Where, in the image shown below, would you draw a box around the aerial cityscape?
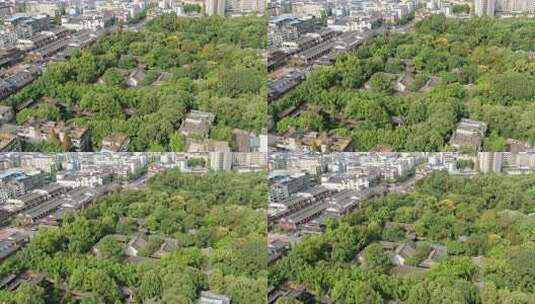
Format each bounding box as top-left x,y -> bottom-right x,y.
0,152 -> 267,303
0,0 -> 266,152
267,0 -> 535,152
268,152 -> 535,303
1,0 -> 535,303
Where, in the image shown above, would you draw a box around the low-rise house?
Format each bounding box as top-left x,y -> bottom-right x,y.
0,80 -> 14,100
199,291 -> 231,304
280,201 -> 328,230
17,197 -> 64,225
268,50 -> 290,72
391,116 -> 405,128
419,76 -> 441,92
324,189 -> 363,215
125,68 -> 146,87
420,245 -> 447,268
67,124 -> 91,152
0,132 -> 19,152
506,138 -> 534,153
6,182 -> 65,212
391,265 -> 428,276
268,239 -> 289,265
153,72 -> 173,85
101,132 -> 130,152
394,72 -> 415,92
151,238 -> 178,259
385,222 -> 417,240
450,119 -> 488,152
125,236 -> 147,257
91,234 -> 128,256
233,129 -> 253,152
5,66 -> 40,91
179,110 -> 216,139
18,120 -> 91,152
30,38 -> 70,60
0,228 -> 29,261
38,187 -> 100,226
0,106 -> 14,124
0,271 -> 46,292
268,69 -> 305,102
297,40 -> 333,65
0,49 -> 23,69
289,131 -> 353,152
392,243 -> 416,266
0,274 -> 18,291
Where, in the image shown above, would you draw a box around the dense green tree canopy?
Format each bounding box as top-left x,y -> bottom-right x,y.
6,14 -> 267,151
269,15 -> 535,151
0,170 -> 267,303
269,172 -> 535,303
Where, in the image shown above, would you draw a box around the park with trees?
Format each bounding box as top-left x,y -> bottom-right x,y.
269,171 -> 535,303
0,169 -> 267,303
270,15 -> 535,151
5,14 -> 267,152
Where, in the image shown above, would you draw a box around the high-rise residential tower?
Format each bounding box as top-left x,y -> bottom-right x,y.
205,0 -> 226,15
475,0 -> 496,16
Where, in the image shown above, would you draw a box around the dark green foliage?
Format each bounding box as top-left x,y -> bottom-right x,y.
269,172 -> 535,302
269,16 -> 535,150
0,170 -> 267,304
6,15 -> 267,151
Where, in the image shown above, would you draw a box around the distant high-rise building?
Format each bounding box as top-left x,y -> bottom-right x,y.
475,0 -> 496,16
239,0 -> 265,13
205,0 -> 225,15
210,152 -> 233,171
478,152 -> 503,173
523,0 -> 535,13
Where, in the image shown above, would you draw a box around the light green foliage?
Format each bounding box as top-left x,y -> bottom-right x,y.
269,16 -> 535,150
7,15 -> 267,151
0,170 -> 267,303
269,172 -> 535,302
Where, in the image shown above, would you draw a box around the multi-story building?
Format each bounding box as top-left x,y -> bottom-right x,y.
205,0 -> 226,15
25,1 -> 63,17
475,0 -> 496,16
269,172 -> 310,202
0,3 -> 13,19
56,170 -> 113,188
478,152 -> 503,173
209,152 -> 233,171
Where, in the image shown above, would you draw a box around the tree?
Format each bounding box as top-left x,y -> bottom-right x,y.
451,4 -> 470,14
10,283 -> 46,304
62,133 -> 72,152
369,72 -> 394,94
96,237 -> 124,262
169,132 -> 186,151
102,68 -> 124,87
407,283 -> 430,304
138,270 -> 162,301
9,15 -> 267,152
333,280 -> 382,304
361,243 -> 392,273
276,297 -> 303,304
183,4 -> 202,13
483,131 -> 506,152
